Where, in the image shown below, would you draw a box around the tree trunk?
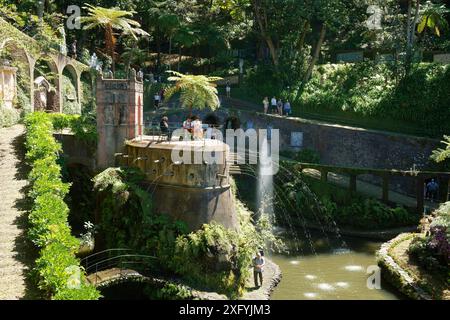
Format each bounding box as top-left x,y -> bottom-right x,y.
297,21 -> 310,53
252,0 -> 279,67
411,0 -> 421,48
105,24 -> 116,75
303,23 -> 327,86
156,30 -> 162,73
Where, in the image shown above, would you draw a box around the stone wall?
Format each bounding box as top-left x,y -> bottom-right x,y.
148,109 -> 442,196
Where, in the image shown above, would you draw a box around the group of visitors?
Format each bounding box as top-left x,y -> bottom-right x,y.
263,96 -> 291,116
182,116 -> 204,140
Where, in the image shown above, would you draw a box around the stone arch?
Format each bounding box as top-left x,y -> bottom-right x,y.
0,38 -> 36,110
34,55 -> 60,112
62,63 -> 81,114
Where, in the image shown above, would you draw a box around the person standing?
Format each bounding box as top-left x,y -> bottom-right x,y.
263,97 -> 269,114
270,96 -> 277,114
160,88 -> 166,106
426,179 -> 439,202
160,116 -> 169,134
191,115 -> 203,140
226,81 -> 231,98
284,100 -> 292,116
253,251 -> 265,288
154,92 -> 161,109
182,117 -> 192,140
277,99 -> 283,116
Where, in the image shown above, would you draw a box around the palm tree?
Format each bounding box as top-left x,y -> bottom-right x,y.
417,1 -> 449,37
80,4 -> 149,74
165,71 -> 222,116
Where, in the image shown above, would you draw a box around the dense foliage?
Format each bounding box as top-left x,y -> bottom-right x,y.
24,112 -> 100,300
93,168 -> 282,298
277,166 -> 419,230
408,202 -> 450,287
297,62 -> 450,137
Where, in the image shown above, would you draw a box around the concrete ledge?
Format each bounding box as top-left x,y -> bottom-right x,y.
302,221 -> 418,241
376,233 -> 432,300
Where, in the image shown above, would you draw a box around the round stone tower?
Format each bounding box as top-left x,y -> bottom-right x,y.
124,136 -> 238,231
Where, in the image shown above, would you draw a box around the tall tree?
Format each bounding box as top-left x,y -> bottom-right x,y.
80,4 -> 148,74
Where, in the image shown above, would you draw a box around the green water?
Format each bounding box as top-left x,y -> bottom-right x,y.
270,235 -> 404,300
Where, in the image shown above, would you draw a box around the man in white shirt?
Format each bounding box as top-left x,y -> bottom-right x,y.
270,97 -> 277,114
253,251 -> 265,288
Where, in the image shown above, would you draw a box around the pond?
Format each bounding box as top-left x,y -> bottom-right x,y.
269,232 -> 404,300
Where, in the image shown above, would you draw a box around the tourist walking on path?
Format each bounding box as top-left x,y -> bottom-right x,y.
284,100 -> 292,116
263,97 -> 269,114
270,97 -> 277,114
277,99 -> 283,116
253,251 -> 265,288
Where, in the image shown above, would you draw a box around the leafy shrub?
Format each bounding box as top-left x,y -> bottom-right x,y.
300,62 -> 450,137
93,168 -> 282,298
278,169 -> 418,230
410,202 -> 450,273
62,75 -> 80,115
24,112 -> 101,300
280,148 -> 320,163
0,105 -> 21,128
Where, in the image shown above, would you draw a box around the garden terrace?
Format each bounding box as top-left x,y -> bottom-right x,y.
0,17 -> 89,113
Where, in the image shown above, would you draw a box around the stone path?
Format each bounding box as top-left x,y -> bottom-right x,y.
0,125 -> 35,300
241,258 -> 282,300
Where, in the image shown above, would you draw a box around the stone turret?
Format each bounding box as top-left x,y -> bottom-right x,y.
96,72 -> 144,170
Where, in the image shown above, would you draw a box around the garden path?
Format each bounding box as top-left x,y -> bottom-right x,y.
0,124 -> 36,299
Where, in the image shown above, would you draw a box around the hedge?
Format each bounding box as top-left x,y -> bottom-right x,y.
24,112 -> 100,300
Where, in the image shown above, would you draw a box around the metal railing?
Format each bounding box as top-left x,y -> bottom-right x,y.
80,249 -> 159,286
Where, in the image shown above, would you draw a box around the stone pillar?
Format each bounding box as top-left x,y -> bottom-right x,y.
0,66 -> 18,109
96,72 -> 144,170
57,70 -> 63,113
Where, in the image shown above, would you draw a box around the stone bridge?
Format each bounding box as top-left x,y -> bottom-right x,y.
0,17 -> 90,113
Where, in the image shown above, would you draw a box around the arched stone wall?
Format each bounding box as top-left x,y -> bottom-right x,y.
0,17 -> 89,114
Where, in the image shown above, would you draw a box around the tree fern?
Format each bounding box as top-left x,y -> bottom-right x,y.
431,135 -> 450,163
165,71 -> 222,114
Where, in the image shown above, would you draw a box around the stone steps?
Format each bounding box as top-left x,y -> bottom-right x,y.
0,125 -> 28,299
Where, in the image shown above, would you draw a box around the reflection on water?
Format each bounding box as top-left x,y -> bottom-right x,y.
270,234 -> 404,300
